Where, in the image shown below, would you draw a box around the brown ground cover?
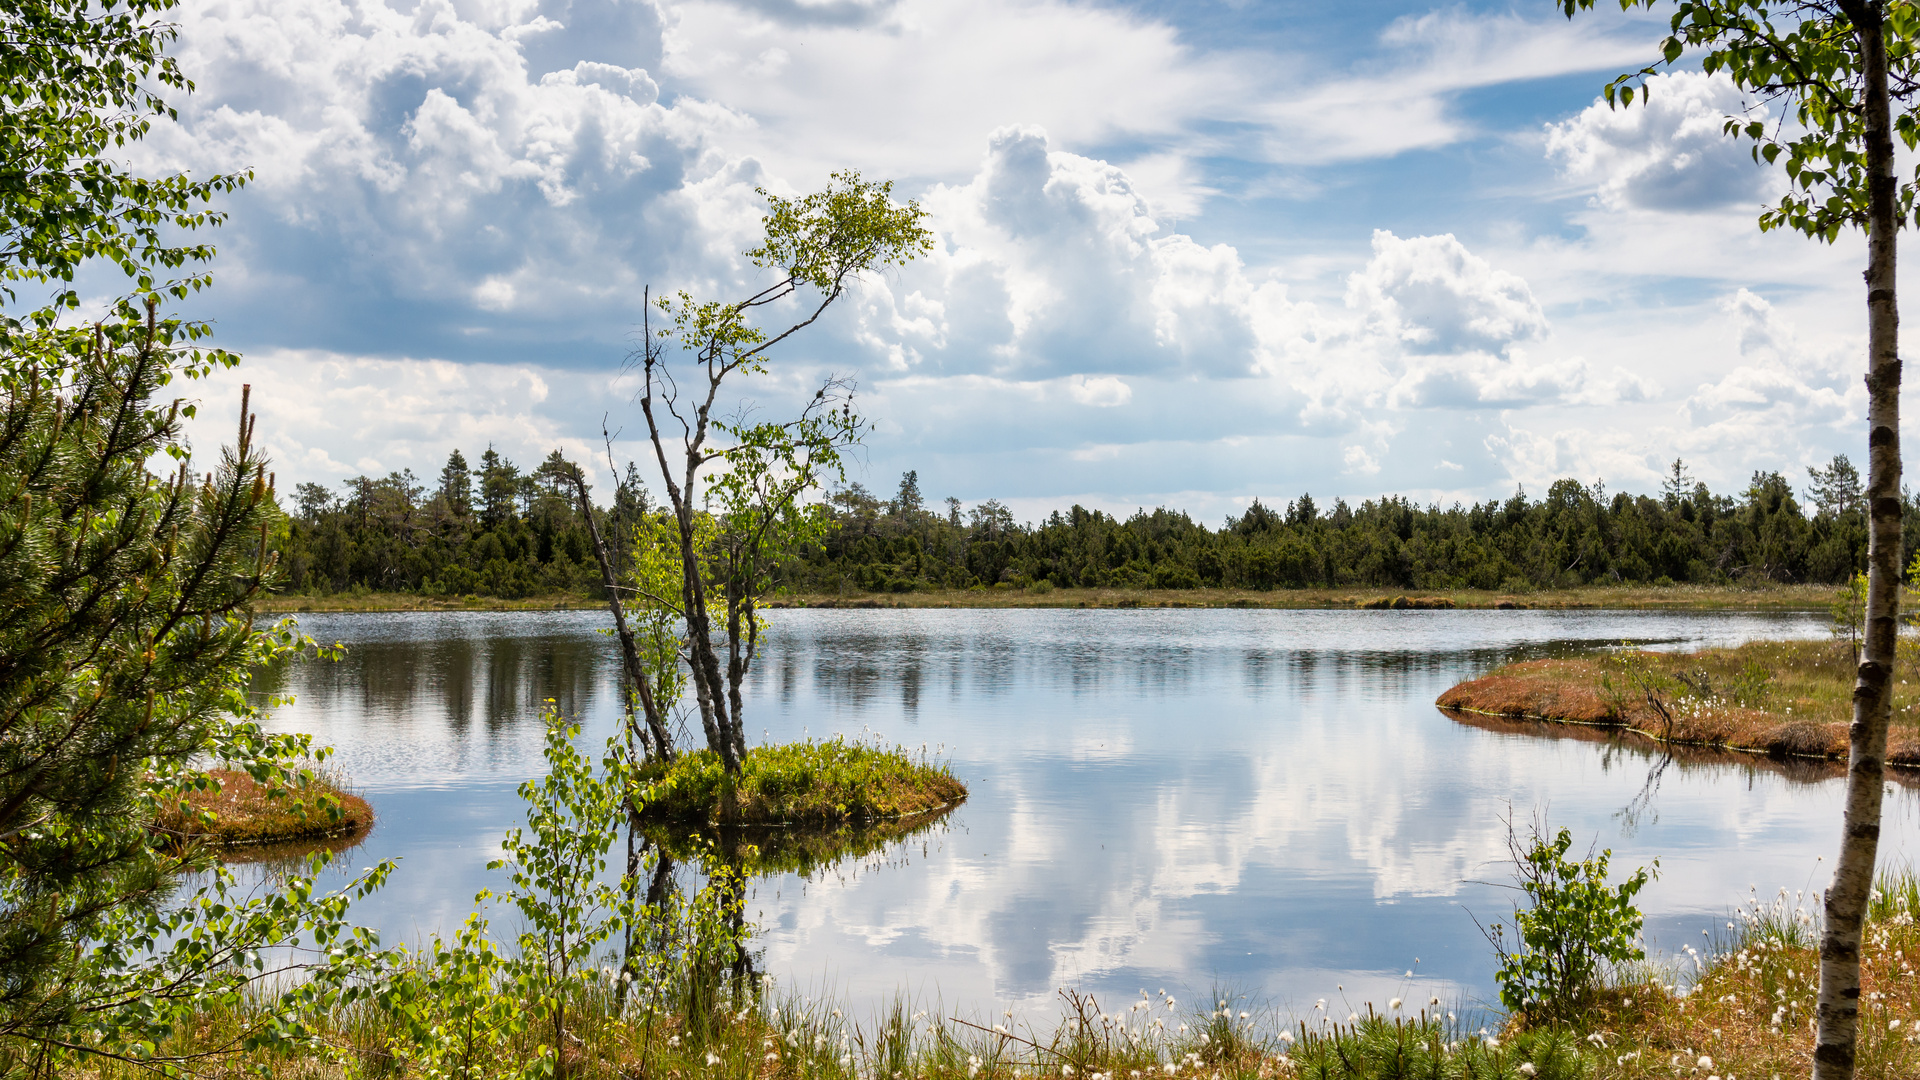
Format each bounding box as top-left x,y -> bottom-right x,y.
1437,638 -> 1920,769
1569,875 -> 1920,1080
151,767 -> 374,852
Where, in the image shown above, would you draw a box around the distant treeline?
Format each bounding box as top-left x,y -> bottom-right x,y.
277,451 -> 1898,598
281,448 -> 649,598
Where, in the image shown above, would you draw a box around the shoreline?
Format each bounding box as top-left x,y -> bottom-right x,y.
253,583 -> 1833,615
1435,646 -> 1920,772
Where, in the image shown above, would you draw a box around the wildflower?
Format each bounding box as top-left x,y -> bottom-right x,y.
1517,1065 -> 1536,1077
1893,1019 -> 1904,1031
1064,1066 -> 1075,1076
706,1053 -> 721,1066
1429,996 -> 1440,1006
1699,1055 -> 1715,1070
669,1035 -> 683,1048
1314,1000 -> 1326,1011
1238,1011 -> 1249,1020
1389,998 -> 1402,1011
1277,1031 -> 1294,1044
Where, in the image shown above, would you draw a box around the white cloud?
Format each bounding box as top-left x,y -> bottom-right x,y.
1546,70 -> 1774,212
1346,230 -> 1548,356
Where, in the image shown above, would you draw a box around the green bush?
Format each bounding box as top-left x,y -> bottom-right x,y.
1485,823 -> 1656,1023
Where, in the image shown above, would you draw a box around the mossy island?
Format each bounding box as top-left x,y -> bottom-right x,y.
632,737 -> 967,829
1437,637 -> 1920,769
151,767 -> 374,855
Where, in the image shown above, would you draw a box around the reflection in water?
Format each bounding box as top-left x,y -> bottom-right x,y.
259,607 -> 1920,1019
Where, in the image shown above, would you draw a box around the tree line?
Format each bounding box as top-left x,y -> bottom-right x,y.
278,453 -> 1893,598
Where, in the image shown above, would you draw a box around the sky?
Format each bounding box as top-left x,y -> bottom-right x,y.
117,0 -> 1899,523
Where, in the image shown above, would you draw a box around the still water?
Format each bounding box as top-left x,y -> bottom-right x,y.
260,607 -> 1919,1019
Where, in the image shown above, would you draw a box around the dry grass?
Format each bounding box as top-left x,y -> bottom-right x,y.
151,767 -> 374,852
1570,871 -> 1920,1080
1437,638 -> 1920,771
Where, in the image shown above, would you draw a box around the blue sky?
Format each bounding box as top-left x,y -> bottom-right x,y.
129,0 -> 1889,522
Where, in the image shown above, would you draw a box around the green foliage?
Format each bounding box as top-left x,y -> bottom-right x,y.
1288,1013 -> 1591,1080
636,172 -> 934,773
491,707 -> 635,1076
0,0 -> 250,338
0,314 -> 363,1042
1832,570 -> 1871,649
370,705 -> 753,1079
6,851 -> 397,1076
788,465 -> 1880,595
282,445 -> 623,598
634,737 -> 967,827
1484,823 -> 1657,1023
1561,1 -> 1920,243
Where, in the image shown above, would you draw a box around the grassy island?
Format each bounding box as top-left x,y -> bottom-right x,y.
633,738 -> 967,827
151,767 -> 374,854
1438,638 -> 1920,769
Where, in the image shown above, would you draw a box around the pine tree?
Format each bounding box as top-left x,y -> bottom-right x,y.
0,313 -> 284,1026
437,449 -> 472,516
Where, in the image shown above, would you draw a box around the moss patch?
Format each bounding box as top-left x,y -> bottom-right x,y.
1437,638 -> 1920,769
634,739 -> 967,827
152,768 -> 374,852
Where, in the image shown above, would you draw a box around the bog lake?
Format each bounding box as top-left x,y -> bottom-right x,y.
254,607 -> 1920,1020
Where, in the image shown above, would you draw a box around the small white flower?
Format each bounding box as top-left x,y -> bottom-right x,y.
1517,1065 -> 1537,1077
1389,998 -> 1402,1011
705,1052 -> 721,1066
1699,1055 -> 1715,1069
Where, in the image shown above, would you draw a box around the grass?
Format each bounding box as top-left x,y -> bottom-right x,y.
60,976 -> 1594,1080
634,736 -> 969,827
150,766 -> 374,853
251,584 -> 1836,615
1437,637 -> 1920,770
1554,866 -> 1920,1080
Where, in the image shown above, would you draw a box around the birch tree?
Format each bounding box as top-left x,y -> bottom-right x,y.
632,172 -> 932,774
1561,3 -> 1917,1075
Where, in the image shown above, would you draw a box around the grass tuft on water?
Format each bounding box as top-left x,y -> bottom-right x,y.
150,766 -> 373,852
635,736 -> 968,827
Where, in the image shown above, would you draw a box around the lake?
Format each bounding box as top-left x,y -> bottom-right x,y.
258,606 -> 1917,1022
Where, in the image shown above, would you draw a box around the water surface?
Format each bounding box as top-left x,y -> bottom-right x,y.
263,607 -> 1915,1017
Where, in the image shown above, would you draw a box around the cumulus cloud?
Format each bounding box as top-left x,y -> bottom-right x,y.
851,126 -> 1267,381
136,0 -> 757,362
1346,230 -> 1548,356
1546,70 -> 1773,212
1683,289 -> 1857,435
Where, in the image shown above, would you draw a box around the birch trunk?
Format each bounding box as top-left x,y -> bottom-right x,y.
1816,6 -> 1902,1077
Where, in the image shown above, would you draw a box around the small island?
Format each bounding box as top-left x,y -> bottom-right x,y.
632,738 -> 967,827
1437,637 -> 1920,768
151,768 -> 374,854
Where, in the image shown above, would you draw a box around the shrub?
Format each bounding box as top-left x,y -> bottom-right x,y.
1484,820 -> 1656,1023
